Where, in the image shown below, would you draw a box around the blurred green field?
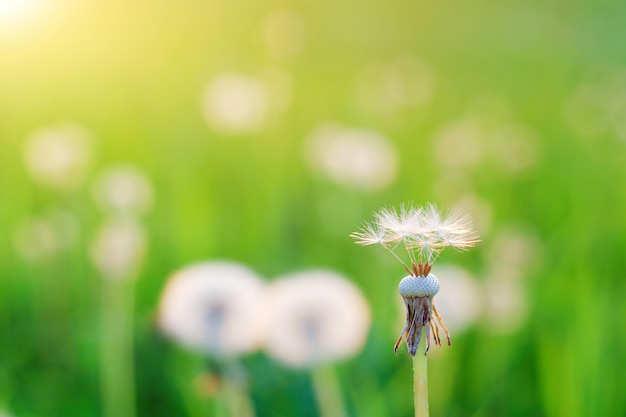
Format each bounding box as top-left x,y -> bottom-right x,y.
2,0 -> 626,416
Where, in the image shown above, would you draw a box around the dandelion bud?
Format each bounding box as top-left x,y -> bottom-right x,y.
398,274 -> 440,298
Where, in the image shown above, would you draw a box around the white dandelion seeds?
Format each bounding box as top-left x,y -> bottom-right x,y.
263,270 -> 371,368
351,203 -> 479,356
158,262 -> 267,357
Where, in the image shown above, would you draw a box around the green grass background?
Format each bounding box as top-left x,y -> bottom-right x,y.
2,0 -> 626,416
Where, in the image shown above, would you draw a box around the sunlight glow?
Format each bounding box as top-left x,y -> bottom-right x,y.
0,0 -> 41,29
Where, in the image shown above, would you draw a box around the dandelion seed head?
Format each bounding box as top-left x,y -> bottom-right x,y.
398,274 -> 440,298
352,203 -> 479,270
158,261 -> 267,357
264,270 -> 370,368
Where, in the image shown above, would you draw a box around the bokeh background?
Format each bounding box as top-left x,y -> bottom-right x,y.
2,0 -> 626,416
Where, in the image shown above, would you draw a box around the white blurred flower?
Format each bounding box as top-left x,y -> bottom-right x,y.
433,118 -> 485,171
91,164 -> 154,216
430,265 -> 483,334
23,124 -> 93,189
264,270 -> 371,368
487,227 -> 542,272
304,123 -> 398,191
489,123 -> 541,174
13,208 -> 79,262
90,216 -> 146,280
158,262 -> 267,357
261,8 -> 306,59
201,72 -> 270,134
483,274 -> 528,333
355,57 -> 435,114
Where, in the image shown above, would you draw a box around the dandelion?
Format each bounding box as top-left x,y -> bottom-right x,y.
351,203 -> 479,417
90,215 -> 147,280
264,270 -> 371,417
201,72 -> 270,134
354,56 -> 435,114
264,269 -> 371,368
23,124 -> 93,190
158,261 -> 266,417
13,208 -> 79,262
304,123 -> 398,191
158,261 -> 267,357
91,165 -> 154,216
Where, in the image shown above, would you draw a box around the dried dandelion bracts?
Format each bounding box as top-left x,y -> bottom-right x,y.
351,203 -> 479,356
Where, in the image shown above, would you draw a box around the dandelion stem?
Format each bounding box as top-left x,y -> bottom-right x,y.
220,361 -> 256,417
100,277 -> 136,417
412,335 -> 429,417
311,365 -> 348,417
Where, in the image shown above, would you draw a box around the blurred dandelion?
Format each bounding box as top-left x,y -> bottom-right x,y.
264,269 -> 370,367
429,265 -> 482,334
158,261 -> 266,417
90,215 -> 147,281
264,269 -> 370,417
480,227 -> 539,334
260,8 -> 306,59
483,273 -> 528,333
432,118 -> 486,172
354,56 -> 435,114
489,123 -> 541,174
487,227 -> 542,272
23,124 -> 93,190
158,261 -> 267,356
562,73 -> 626,143
352,203 -> 479,417
304,123 -> 398,191
13,208 -> 78,262
201,72 -> 270,134
91,165 -> 154,216
91,215 -> 147,417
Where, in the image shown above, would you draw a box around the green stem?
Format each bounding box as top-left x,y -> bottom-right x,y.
100,278 -> 136,417
311,365 -> 348,417
412,335 -> 429,417
214,361 -> 256,417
